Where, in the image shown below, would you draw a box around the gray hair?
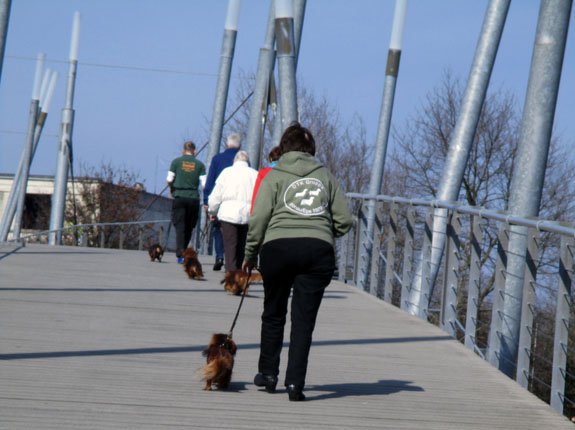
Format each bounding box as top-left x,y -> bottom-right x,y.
234,150 -> 249,163
226,133 -> 241,149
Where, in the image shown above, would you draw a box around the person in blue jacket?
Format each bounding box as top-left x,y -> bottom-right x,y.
203,132 -> 241,270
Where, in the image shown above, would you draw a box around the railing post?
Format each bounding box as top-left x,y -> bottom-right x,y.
99,227 -> 105,248
516,228 -> 539,388
488,222 -> 509,367
441,210 -> 461,337
138,227 -> 143,251
465,215 -> 484,351
369,212 -> 383,297
400,205 -> 415,311
338,232 -> 349,283
383,202 -> 398,303
159,226 -> 164,248
80,231 -> 88,247
418,207 -> 434,320
119,226 -> 124,250
550,234 -> 574,413
355,203 -> 368,287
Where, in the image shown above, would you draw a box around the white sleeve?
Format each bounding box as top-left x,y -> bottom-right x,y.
166,171 -> 175,182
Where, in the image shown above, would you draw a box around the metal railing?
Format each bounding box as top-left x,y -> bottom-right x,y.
341,192 -> 575,418
8,219 -> 173,251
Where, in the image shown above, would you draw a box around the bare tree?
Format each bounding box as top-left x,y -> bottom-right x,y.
388,72 -> 575,304
225,71 -> 372,193
65,161 -> 145,247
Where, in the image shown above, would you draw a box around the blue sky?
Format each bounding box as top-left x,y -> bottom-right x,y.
0,0 -> 573,194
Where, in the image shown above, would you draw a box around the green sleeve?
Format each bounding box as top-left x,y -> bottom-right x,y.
329,174 -> 353,238
169,159 -> 178,173
244,178 -> 274,262
199,161 -> 206,176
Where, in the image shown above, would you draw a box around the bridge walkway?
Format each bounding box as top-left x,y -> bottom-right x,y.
0,244 -> 572,429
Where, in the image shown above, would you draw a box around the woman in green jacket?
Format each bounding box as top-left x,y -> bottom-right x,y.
243,122 -> 352,401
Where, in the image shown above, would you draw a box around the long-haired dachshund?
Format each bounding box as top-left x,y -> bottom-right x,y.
221,269 -> 263,296
182,247 -> 203,280
202,333 -> 237,390
148,243 -> 164,262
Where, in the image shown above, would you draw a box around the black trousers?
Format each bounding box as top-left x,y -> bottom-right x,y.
172,197 -> 200,257
220,221 -> 248,272
258,238 -> 335,388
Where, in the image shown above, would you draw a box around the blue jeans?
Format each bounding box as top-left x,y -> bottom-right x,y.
212,221 -> 224,260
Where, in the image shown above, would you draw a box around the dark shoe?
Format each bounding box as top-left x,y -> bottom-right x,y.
254,373 -> 277,393
213,258 -> 224,271
286,384 -> 305,401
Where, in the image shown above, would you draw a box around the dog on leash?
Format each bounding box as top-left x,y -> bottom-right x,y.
148,244 -> 164,262
221,269 -> 263,296
201,333 -> 237,390
182,247 -> 204,280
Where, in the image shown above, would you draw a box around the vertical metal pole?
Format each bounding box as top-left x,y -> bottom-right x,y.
0,70 -> 57,241
245,3 -> 276,168
488,223 -> 509,367
358,0 -> 407,288
12,55 -> 45,239
383,202 -> 398,303
205,0 -> 240,173
275,0 -> 298,130
441,211 -> 461,337
0,54 -> 45,241
407,0 -> 510,316
0,0 -> 11,87
49,12 -> 80,245
465,215 -> 483,351
359,0 -> 407,292
499,0 -> 572,377
516,228 -> 539,389
400,206 -> 415,311
270,0 -> 306,147
550,235 -> 574,412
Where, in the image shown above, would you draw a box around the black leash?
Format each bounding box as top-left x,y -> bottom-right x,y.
227,268 -> 252,339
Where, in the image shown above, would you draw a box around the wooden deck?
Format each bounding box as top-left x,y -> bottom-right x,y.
0,244 -> 572,429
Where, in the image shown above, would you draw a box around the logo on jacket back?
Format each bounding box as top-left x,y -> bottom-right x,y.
284,178 -> 327,216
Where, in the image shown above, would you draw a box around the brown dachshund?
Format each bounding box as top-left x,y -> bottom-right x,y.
148,244 -> 164,262
182,248 -> 204,280
221,269 -> 262,296
201,333 -> 237,390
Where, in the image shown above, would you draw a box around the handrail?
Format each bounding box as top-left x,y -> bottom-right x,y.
346,192 -> 575,236
6,219 -> 171,243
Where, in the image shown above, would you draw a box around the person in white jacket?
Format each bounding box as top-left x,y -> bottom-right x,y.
208,150 -> 258,272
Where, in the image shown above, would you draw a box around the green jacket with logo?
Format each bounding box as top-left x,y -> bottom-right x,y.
244,151 -> 352,263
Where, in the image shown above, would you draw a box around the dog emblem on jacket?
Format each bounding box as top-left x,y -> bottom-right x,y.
221,270 -> 262,295
148,244 -> 164,262
202,333 -> 237,390
183,248 -> 204,280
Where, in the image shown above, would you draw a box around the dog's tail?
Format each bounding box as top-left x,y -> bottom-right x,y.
202,356 -> 233,381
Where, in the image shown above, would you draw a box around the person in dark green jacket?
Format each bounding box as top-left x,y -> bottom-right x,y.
167,141 -> 205,263
243,122 -> 352,401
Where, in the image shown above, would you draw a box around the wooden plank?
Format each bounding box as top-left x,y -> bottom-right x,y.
0,245 -> 572,429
